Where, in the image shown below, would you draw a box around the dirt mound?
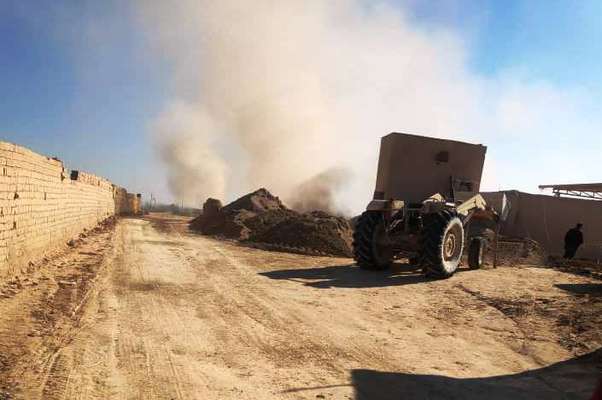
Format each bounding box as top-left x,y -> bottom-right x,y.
222,188 -> 286,214
248,211 -> 353,257
243,209 -> 299,238
190,189 -> 353,257
189,198 -> 225,234
203,198 -> 223,215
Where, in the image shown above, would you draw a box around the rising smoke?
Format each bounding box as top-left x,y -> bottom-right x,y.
154,101 -> 227,203
289,167 -> 352,215
135,0 -> 602,212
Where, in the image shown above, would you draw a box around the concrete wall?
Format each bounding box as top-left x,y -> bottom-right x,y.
0,141 -> 138,278
482,191 -> 602,260
374,133 -> 487,203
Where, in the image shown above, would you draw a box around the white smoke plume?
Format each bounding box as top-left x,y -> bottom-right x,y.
135,0 -> 601,212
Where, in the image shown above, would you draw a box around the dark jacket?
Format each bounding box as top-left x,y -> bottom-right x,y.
564,228 -> 583,248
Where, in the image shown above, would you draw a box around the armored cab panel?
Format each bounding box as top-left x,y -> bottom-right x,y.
373,133 -> 487,204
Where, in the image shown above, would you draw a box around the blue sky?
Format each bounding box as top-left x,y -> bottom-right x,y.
0,1 -> 168,196
1,0 -> 601,204
403,0 -> 602,87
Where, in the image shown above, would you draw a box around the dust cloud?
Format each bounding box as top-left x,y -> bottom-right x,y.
135,0 -> 601,212
153,102 -> 227,204
289,168 -> 352,215
134,0 -> 475,211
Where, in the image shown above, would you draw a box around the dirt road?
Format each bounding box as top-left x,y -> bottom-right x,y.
0,214 -> 600,399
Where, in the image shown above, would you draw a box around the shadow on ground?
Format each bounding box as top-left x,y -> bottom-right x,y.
556,283 -> 602,296
353,349 -> 601,399
284,349 -> 601,399
259,263 -> 474,289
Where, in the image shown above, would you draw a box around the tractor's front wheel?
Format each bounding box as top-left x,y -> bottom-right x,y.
353,211 -> 394,270
420,210 -> 464,278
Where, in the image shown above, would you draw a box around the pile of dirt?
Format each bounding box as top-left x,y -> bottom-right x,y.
220,188 -> 286,214
189,198 -> 225,234
248,211 -> 353,257
489,236 -> 547,266
189,189 -> 353,257
190,189 -> 288,239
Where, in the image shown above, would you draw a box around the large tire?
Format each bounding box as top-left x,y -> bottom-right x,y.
420,210 -> 464,278
468,237 -> 486,269
352,211 -> 393,270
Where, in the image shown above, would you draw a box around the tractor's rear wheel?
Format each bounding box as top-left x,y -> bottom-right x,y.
468,237 -> 487,269
353,211 -> 393,270
420,210 -> 464,278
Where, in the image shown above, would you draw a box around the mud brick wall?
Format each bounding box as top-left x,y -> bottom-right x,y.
114,186 -> 141,215
483,190 -> 602,260
114,186 -> 129,215
0,141 -> 132,278
126,193 -> 141,215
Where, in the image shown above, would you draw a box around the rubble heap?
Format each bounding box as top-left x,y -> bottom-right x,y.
189,189 -> 352,257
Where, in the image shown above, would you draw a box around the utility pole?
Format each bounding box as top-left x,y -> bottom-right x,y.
150,193 -> 157,211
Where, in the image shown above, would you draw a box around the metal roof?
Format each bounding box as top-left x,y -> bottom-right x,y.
539,183 -> 602,200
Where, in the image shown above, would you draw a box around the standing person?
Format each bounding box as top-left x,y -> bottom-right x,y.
564,223 -> 584,259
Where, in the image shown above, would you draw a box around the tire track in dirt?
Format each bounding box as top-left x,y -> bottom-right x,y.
196,243 -> 399,373
0,221 -> 118,399
107,220 -> 194,399
1,214 -> 599,399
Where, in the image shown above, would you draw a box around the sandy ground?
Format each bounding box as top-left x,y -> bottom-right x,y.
0,213 -> 600,400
